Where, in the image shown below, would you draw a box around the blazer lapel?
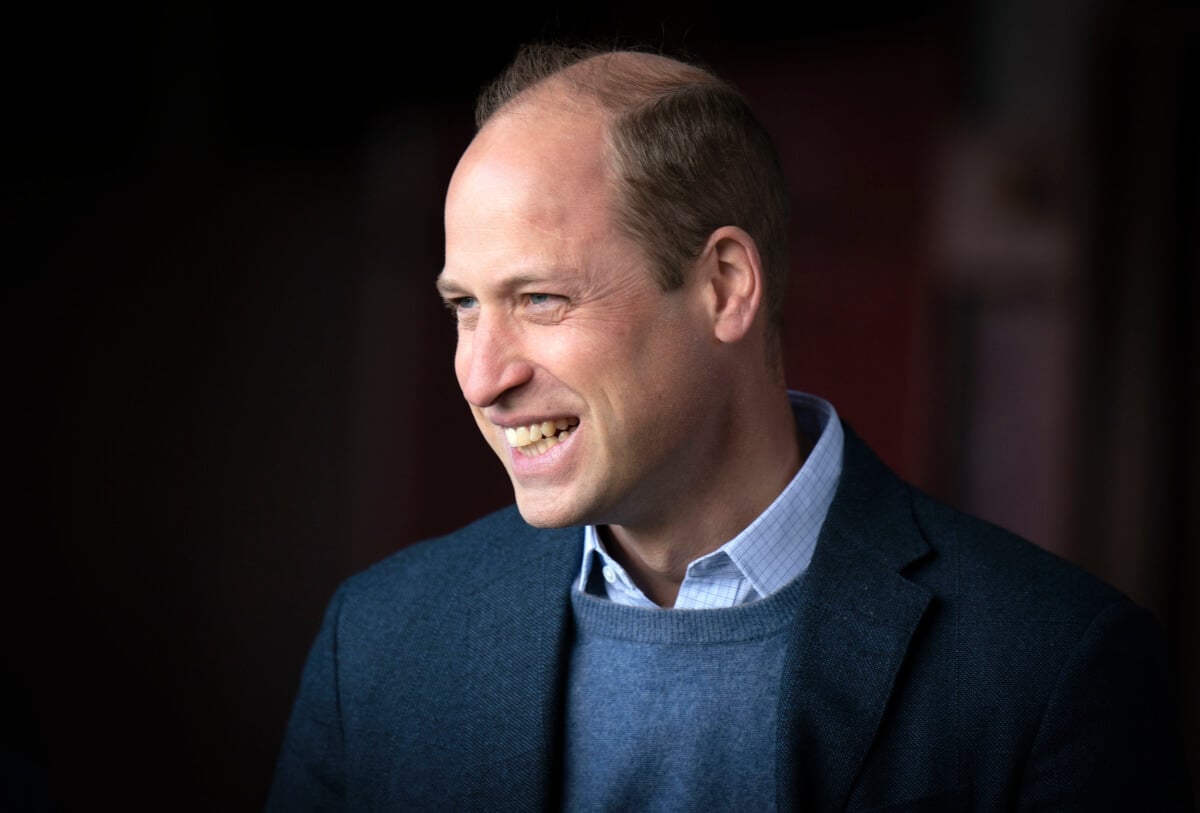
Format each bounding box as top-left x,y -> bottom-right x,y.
776,425 -> 934,812
456,524 -> 580,811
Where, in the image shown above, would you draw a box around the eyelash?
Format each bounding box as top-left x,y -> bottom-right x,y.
446,296 -> 478,312
443,293 -> 566,324
445,294 -> 562,308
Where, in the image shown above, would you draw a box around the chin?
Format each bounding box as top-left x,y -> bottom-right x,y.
513,494 -> 584,529
514,505 -> 574,529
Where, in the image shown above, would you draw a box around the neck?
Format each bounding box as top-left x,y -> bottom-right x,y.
602,389 -> 809,607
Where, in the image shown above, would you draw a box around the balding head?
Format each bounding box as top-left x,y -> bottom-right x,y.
474,44 -> 790,355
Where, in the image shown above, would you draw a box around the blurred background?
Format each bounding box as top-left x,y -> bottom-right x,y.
4,1 -> 1196,809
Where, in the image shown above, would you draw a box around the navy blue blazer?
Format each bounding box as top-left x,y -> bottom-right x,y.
269,425 -> 1193,811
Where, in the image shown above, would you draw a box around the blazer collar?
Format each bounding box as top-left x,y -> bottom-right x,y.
775,423 -> 934,812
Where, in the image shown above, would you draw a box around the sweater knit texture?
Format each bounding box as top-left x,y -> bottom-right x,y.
564,572 -> 809,811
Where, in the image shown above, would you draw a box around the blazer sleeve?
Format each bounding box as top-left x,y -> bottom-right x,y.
1016,598 -> 1194,811
266,586 -> 348,813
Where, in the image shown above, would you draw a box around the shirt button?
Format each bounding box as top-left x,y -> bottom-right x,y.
602,565 -> 617,583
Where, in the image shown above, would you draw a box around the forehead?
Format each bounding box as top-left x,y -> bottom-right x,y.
443,94 -> 621,278
453,89 -> 616,213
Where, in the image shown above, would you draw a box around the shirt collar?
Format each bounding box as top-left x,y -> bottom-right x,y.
578,391 -> 844,608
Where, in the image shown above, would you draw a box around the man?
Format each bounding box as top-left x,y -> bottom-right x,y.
269,44 -> 1192,810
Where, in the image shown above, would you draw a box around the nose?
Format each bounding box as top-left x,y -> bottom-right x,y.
456,310 -> 534,408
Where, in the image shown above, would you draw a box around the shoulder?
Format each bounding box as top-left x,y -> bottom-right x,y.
909,490 -> 1191,804
837,422 -> 1129,623
328,505 -> 580,625
908,485 -> 1127,618
828,426 -> 1192,805
902,484 -> 1172,723
351,505 -> 532,589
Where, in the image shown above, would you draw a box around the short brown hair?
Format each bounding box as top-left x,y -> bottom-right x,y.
476,43 -> 790,338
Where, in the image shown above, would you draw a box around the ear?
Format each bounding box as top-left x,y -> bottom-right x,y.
696,226 -> 764,344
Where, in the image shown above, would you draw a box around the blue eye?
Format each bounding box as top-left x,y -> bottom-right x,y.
528,293 -> 552,305
443,296 -> 478,323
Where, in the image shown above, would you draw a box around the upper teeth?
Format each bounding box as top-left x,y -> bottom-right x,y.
505,417 -> 579,449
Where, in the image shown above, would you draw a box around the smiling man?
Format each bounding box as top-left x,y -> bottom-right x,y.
435,57 -> 805,608
269,44 -> 1193,811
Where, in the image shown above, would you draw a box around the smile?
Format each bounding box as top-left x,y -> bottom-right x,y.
505,417 -> 579,457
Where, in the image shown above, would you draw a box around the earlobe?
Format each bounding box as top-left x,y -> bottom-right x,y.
703,226 -> 763,344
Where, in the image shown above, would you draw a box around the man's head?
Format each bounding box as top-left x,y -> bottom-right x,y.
477,43 -> 791,342
438,45 -> 796,533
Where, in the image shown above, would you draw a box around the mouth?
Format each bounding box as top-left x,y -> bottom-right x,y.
504,417 -> 580,457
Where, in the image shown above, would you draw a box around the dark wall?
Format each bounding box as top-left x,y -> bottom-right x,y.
5,3 -> 1195,809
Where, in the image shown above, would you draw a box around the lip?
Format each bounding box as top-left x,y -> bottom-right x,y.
506,419 -> 580,479
491,414 -> 578,430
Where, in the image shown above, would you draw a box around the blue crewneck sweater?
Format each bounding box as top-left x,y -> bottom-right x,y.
564,572 -> 808,811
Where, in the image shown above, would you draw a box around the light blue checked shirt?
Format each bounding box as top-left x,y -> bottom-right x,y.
578,391 -> 844,609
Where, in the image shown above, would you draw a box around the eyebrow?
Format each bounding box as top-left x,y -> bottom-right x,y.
435,274 -> 466,298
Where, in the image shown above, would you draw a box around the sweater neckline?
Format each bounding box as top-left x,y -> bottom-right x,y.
569,570 -> 808,645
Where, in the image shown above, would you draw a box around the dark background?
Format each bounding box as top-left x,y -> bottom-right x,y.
5,1 -> 1196,809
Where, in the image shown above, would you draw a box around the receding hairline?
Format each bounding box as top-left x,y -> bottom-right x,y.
476,47 -> 723,130
559,50 -> 717,95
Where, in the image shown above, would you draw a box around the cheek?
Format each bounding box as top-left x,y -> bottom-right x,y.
640,326 -> 716,405
553,317 -> 637,363
520,328 -> 591,379
471,408 -> 497,441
